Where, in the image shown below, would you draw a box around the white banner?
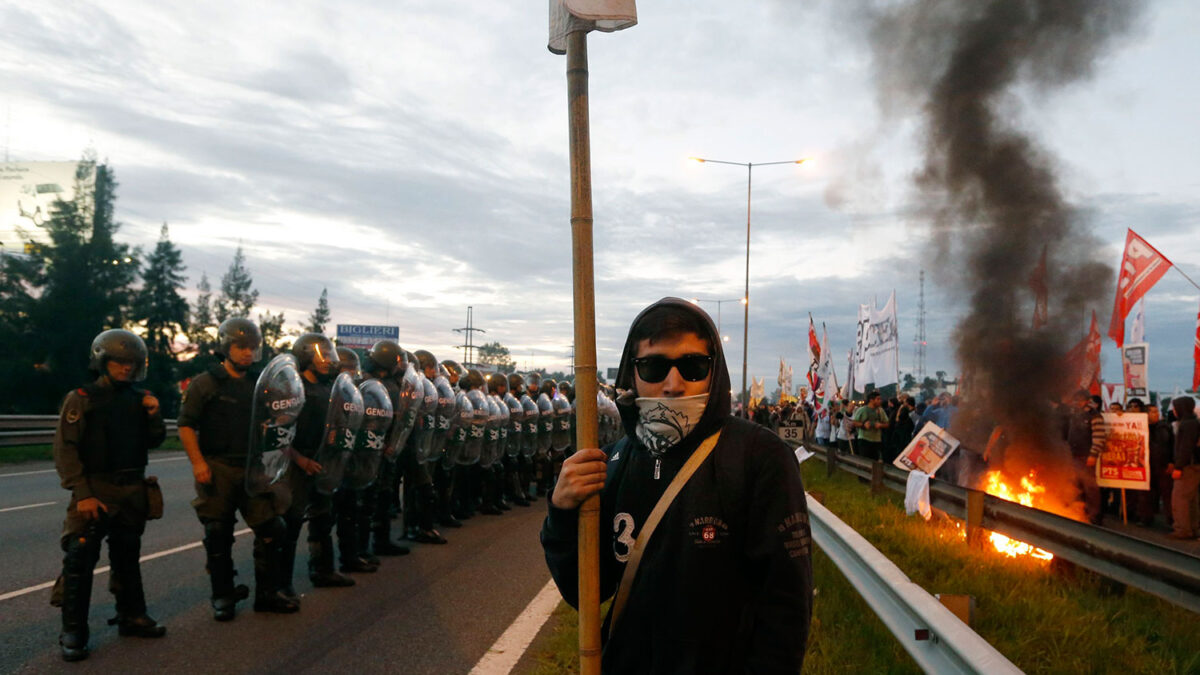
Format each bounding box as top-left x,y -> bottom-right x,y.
854,291 -> 900,387
0,161 -> 91,252
1121,343 -> 1148,399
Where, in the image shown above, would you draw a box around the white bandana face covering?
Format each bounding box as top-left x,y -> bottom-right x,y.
634,393 -> 709,455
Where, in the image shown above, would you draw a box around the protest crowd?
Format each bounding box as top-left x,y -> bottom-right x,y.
743,389 -> 1200,541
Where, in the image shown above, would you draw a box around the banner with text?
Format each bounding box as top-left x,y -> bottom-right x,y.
1121,343 -> 1149,400
335,324 -> 400,350
854,291 -> 899,388
1097,412 -> 1150,490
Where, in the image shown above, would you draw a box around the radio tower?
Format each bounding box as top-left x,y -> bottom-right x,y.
914,269 -> 927,385
454,306 -> 487,368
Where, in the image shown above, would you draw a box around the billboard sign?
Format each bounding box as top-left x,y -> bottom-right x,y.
335,324 -> 399,350
0,162 -> 92,252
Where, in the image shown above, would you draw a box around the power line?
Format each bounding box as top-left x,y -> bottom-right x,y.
453,305 -> 487,368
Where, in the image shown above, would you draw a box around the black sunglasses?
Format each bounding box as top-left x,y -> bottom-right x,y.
632,354 -> 713,383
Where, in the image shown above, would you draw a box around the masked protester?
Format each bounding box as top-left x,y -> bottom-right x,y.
179,318 -> 298,620
541,298 -> 813,673
277,334 -> 357,593
361,340 -> 411,557
53,330 -> 167,661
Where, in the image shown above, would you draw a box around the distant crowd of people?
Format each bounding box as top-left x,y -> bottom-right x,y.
743,389 -> 1200,542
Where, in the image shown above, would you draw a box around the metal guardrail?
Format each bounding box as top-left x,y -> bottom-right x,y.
0,415 -> 178,447
806,442 -> 1200,615
808,496 -> 1023,674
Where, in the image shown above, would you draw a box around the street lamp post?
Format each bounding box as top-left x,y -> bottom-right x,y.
689,296 -> 742,339
690,157 -> 810,414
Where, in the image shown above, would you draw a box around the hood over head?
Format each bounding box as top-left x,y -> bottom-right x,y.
614,297 -> 731,451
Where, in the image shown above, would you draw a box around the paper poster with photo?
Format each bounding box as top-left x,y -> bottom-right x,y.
1097,412 -> 1150,490
894,422 -> 960,477
1121,343 -> 1148,399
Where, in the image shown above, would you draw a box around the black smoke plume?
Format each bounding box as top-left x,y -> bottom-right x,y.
868,0 -> 1142,502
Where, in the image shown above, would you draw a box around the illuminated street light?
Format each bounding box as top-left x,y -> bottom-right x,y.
690,156 -> 812,411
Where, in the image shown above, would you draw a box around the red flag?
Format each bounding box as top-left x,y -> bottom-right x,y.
1109,229 -> 1172,348
807,314 -> 821,392
1193,300 -> 1200,391
1029,245 -> 1048,330
1066,310 -> 1102,396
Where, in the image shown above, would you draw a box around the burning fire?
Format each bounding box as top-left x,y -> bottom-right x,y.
982,470 -> 1053,561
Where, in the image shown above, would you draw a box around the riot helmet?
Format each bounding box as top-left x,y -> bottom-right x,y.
464,368 -> 486,392
415,349 -> 439,378
336,347 -> 361,377
292,333 -> 339,379
366,339 -> 402,376
89,329 -> 149,382
526,371 -> 543,398
507,372 -> 525,395
487,372 -> 508,397
441,360 -> 466,387
539,378 -> 557,399
559,380 -> 574,402
217,317 -> 263,370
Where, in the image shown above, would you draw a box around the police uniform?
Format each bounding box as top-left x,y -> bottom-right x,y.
54,375 -> 167,660
181,363 -> 296,618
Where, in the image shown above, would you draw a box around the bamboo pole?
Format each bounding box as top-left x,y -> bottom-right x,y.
566,29 -> 602,675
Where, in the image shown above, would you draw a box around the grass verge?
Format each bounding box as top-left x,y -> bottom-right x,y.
519,459 -> 1199,674
0,437 -> 183,465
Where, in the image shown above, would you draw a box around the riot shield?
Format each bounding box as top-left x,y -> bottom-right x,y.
496,395 -> 511,460
537,393 -> 555,455
503,392 -> 522,459
520,395 -> 539,458
390,363 -> 421,456
246,354 -> 305,495
429,375 -> 456,463
412,375 -> 437,464
444,391 -> 473,467
480,394 -> 502,469
462,389 -> 488,465
344,379 -> 393,490
314,372 -> 364,495
551,390 -> 572,452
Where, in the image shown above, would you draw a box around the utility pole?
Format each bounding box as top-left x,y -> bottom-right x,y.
914,269 -> 927,385
453,305 -> 487,368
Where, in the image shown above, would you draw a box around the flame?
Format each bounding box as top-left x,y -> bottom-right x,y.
981,470 -> 1054,561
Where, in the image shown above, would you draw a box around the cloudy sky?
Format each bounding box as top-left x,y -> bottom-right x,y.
3,1 -> 1198,393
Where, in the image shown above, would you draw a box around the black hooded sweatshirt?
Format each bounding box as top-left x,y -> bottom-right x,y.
540,297 -> 813,674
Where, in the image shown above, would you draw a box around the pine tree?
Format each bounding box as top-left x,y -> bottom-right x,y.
191,272 -> 214,347
0,154 -> 140,411
214,246 -> 258,321
306,287 -> 331,334
135,224 -> 189,356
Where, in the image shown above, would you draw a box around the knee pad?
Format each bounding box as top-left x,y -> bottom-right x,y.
251,516 -> 286,543
203,520 -> 236,545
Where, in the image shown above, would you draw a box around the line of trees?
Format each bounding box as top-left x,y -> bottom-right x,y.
0,156 -> 331,417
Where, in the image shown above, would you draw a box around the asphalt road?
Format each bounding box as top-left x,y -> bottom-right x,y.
0,452 -> 553,674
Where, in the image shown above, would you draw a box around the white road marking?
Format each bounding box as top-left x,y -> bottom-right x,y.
0,501 -> 56,513
469,579 -> 563,675
0,455 -> 187,479
0,528 -> 252,603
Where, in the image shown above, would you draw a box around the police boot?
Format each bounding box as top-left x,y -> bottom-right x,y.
335,492 -> 375,573
308,537 -> 355,587
356,492 -> 381,565
410,484 -> 448,544
479,472 -> 503,516
278,518 -> 303,603
508,469 -> 531,507
452,466 -> 472,520
204,521 -> 249,621
59,530 -> 101,661
495,467 -> 513,510
371,519 -> 411,557
107,530 -> 166,638
252,520 -> 300,614
437,467 -> 463,528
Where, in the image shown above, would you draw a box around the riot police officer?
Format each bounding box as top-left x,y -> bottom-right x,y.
401,350 -> 447,544
439,360 -> 471,526
504,373 -> 531,507
333,347 -> 379,574
179,318 -> 298,620
280,334 -> 356,592
361,339 -> 410,557
53,330 -> 167,661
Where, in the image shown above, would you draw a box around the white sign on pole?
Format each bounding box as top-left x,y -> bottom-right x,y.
1121,343 -> 1149,400
854,291 -> 900,387
894,422 -> 960,477
1097,412 -> 1150,490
